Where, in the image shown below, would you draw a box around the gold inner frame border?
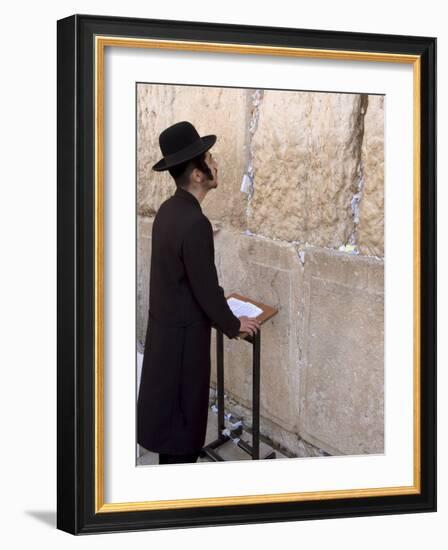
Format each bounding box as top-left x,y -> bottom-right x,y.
93,35 -> 421,513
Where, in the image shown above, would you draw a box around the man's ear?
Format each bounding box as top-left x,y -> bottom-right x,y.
190,167 -> 198,182
191,167 -> 203,183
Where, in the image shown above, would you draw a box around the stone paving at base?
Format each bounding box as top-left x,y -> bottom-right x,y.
137,406 -> 289,466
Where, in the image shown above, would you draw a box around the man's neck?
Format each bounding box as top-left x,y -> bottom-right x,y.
183,184 -> 207,205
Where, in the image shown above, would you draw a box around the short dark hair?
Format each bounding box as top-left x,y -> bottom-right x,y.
168,151 -> 213,187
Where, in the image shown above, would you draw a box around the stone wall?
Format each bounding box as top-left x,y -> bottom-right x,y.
136,83 -> 384,457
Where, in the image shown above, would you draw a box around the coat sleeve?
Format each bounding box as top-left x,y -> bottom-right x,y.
182,216 -> 241,339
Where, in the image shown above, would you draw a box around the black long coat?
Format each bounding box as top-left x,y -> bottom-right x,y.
137,186 -> 241,454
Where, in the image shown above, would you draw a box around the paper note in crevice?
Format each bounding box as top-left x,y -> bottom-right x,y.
240,173 -> 251,194
227,297 -> 263,318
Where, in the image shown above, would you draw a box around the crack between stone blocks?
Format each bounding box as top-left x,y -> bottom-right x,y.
296,247 -> 306,267
345,94 -> 368,254
245,89 -> 264,222
224,222 -> 381,262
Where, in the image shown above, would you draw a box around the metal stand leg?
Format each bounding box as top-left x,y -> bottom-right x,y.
199,329 -> 230,462
200,327 -> 275,461
217,328 -> 225,439
252,329 -> 260,459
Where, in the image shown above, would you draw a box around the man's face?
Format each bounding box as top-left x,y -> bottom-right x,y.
203,150 -> 218,189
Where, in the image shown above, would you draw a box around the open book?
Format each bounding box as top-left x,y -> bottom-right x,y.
226,296 -> 263,318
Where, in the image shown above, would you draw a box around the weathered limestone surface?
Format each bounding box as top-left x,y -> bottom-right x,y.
137,216 -> 153,346
137,84 -> 248,229
209,226 -> 302,435
137,217 -> 385,456
249,91 -> 366,247
136,85 -> 385,458
299,247 -> 384,455
358,95 -> 385,257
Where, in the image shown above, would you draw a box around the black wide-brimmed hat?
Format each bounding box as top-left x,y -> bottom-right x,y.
152,121 -> 216,172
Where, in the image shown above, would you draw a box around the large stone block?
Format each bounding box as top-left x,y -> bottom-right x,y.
299,247 -> 384,455
137,85 -> 175,215
210,226 -> 303,434
358,95 -> 385,257
137,84 -> 248,228
136,216 -> 153,347
249,91 -> 365,246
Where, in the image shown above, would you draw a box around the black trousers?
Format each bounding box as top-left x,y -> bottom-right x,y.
159,450 -> 201,464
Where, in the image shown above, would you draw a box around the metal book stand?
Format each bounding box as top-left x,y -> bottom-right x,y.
200,293 -> 278,461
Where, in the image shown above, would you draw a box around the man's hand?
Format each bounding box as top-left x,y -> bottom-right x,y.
238,316 -> 261,336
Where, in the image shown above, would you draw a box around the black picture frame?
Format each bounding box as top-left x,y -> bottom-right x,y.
57,13 -> 436,535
